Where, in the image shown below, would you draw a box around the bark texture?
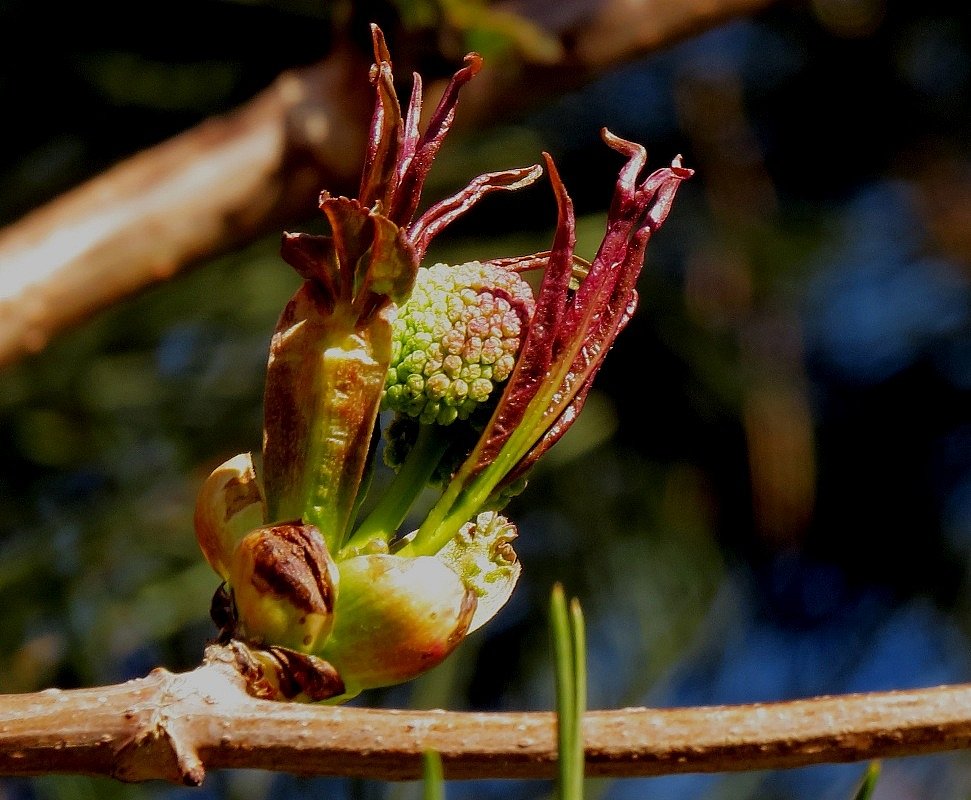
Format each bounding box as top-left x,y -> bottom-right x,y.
1,644 -> 970,785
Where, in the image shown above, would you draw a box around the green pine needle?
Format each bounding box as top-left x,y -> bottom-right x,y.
850,761 -> 881,800
422,749 -> 445,800
551,583 -> 587,800
569,596 -> 587,784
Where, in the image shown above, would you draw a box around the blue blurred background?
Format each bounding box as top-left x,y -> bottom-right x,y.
0,1 -> 969,799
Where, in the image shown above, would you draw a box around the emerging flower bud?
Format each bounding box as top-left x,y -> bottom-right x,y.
228,522 -> 339,654
192,24 -> 690,705
385,261 -> 535,425
317,553 -> 476,698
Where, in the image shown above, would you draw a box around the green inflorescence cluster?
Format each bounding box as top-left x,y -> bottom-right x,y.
384,261 -> 535,426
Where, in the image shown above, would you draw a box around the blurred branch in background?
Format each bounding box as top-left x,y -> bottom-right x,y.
0,40 -> 372,370
0,0 -> 777,369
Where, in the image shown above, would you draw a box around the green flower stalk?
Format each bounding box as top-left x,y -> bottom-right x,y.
193,23 -> 690,703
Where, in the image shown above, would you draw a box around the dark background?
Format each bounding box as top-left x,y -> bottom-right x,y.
1,1 -> 969,798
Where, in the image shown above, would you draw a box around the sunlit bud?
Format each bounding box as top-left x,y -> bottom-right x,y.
228,522 -> 339,654
318,554 -> 476,697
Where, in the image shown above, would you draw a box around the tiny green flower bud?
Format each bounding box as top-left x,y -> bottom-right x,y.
229,522 -> 339,654
317,554 -> 476,697
384,261 -> 535,425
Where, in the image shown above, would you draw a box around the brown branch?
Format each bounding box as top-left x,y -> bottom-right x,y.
1,643 -> 970,785
501,0 -> 780,67
0,0 -> 779,369
0,42 -> 373,368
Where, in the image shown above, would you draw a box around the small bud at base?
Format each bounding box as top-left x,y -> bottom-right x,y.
229,523 -> 339,654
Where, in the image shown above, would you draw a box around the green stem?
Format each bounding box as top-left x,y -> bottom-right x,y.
852,762 -> 881,800
402,473 -> 490,558
403,349 -> 576,558
344,422 -> 381,541
401,408 -> 544,557
342,423 -> 449,556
